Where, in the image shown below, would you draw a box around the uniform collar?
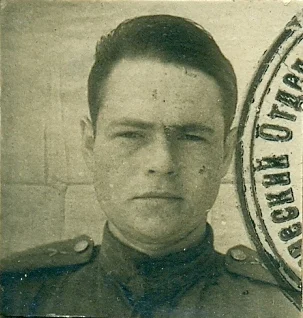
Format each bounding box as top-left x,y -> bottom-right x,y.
99,223 -> 221,312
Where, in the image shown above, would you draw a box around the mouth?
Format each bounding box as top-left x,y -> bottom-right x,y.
133,192 -> 183,200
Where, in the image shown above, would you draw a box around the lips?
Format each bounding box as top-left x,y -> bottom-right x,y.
133,191 -> 183,200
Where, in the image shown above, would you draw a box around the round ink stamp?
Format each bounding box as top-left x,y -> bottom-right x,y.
237,12 -> 302,308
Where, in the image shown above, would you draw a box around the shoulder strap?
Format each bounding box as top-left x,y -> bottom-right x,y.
225,245 -> 278,286
0,235 -> 95,273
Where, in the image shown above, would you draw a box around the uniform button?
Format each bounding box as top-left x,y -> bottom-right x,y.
230,248 -> 247,261
74,240 -> 89,253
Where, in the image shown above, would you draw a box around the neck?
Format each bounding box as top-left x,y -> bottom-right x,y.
107,222 -> 207,257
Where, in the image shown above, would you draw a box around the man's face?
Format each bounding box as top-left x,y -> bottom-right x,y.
83,58 -> 235,248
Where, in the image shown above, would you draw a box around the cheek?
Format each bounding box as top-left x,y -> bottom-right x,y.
191,167 -> 222,209
179,146 -> 224,177
93,154 -> 117,197
179,157 -> 223,201
189,165 -> 221,187
93,154 -> 135,199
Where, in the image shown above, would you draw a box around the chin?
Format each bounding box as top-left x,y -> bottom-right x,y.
131,223 -> 192,245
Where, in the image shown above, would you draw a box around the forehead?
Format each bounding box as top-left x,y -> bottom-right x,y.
98,58 -> 224,128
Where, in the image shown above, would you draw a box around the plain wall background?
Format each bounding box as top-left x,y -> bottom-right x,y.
1,0 -> 302,256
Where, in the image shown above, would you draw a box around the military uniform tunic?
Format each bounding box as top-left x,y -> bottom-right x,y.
0,224 -> 300,317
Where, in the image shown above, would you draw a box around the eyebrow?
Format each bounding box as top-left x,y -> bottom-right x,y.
108,119 -> 215,135
109,119 -> 154,130
167,123 -> 214,134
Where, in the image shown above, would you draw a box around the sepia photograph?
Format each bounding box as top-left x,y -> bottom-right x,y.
0,0 -> 302,317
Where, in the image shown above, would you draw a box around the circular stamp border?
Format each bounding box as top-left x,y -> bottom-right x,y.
236,12 -> 302,309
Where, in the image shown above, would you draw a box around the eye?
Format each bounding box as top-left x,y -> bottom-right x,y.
178,134 -> 205,142
115,131 -> 144,139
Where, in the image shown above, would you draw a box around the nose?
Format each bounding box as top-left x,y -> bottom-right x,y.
145,135 -> 176,176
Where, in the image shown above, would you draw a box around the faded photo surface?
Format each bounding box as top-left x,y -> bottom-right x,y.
1,1 -> 302,317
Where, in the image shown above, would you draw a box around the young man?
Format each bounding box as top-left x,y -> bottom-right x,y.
1,15 -> 299,318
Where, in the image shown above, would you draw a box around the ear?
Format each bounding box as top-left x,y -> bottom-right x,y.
221,127 -> 238,178
80,116 -> 95,173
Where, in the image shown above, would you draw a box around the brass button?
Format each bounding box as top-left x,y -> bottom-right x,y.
74,240 -> 89,253
230,248 -> 247,261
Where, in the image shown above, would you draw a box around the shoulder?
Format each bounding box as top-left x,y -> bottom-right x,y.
0,235 -> 95,273
0,235 -> 98,316
223,244 -> 279,285
223,245 -> 300,304
216,245 -> 300,315
179,245 -> 300,317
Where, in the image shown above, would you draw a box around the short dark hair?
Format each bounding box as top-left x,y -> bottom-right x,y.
88,15 -> 237,135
